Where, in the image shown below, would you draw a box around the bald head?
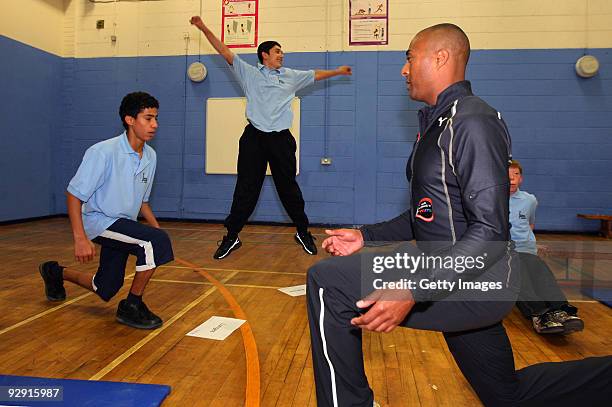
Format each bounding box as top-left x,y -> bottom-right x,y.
401,23 -> 471,105
414,23 -> 470,66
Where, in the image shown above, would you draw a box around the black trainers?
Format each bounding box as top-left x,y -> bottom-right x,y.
550,310 -> 584,334
532,312 -> 564,334
295,231 -> 317,255
213,235 -> 241,259
116,299 -> 162,329
38,261 -> 66,301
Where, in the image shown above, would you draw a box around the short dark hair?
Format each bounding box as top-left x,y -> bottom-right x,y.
509,159 -> 523,174
119,92 -> 159,130
257,41 -> 281,64
417,23 -> 471,64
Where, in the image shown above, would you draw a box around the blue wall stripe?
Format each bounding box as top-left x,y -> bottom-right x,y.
0,35 -> 62,221
1,35 -> 611,231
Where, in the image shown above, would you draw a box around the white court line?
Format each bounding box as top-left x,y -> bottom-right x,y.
0,292 -> 94,337
89,271 -> 238,380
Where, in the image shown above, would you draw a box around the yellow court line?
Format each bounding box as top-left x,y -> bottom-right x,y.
160,264 -> 304,276
0,292 -> 94,337
0,271 -> 135,338
162,226 -> 327,236
152,277 -> 597,301
11,225 -> 325,236
12,226 -> 325,237
150,277 -> 291,290
150,278 -> 208,285
163,227 -> 293,235
89,273 -> 237,381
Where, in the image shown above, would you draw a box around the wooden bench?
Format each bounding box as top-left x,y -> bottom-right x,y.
577,214 -> 612,239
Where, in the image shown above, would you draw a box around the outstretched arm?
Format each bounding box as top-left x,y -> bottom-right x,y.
315,66 -> 352,81
190,16 -> 234,65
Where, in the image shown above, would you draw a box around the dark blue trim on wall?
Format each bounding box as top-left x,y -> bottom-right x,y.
0,35 -> 62,221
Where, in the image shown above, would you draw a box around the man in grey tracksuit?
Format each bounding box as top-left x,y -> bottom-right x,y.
307,23 -> 612,407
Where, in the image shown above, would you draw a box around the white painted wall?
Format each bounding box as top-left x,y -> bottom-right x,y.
2,0 -> 611,57
0,0 -> 65,56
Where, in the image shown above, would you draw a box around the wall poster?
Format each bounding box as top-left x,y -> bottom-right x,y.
349,0 -> 388,45
222,0 -> 258,48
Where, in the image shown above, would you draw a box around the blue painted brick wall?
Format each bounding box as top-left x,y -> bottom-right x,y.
2,34 -> 611,232
471,49 -> 612,231
0,36 -> 62,221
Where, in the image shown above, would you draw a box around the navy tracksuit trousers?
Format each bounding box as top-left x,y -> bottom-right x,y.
307,243 -> 612,406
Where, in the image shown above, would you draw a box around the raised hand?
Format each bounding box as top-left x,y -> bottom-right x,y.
337,65 -> 352,76
190,16 -> 206,30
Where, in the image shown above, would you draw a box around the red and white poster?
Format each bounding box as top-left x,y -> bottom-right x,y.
349,0 -> 388,46
221,0 -> 258,48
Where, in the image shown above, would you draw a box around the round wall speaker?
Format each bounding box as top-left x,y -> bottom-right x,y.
575,55 -> 600,78
188,61 -> 208,82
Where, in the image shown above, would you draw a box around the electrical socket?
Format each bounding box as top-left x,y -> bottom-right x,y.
321,157 -> 332,165
183,32 -> 190,40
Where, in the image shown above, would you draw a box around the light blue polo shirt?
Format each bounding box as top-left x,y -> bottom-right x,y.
231,54 -> 315,132
67,132 -> 157,240
509,189 -> 538,255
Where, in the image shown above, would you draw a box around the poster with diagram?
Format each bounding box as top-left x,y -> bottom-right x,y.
349,0 -> 388,45
221,0 -> 258,48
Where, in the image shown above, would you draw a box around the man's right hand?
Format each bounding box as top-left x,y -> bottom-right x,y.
322,229 -> 364,256
190,16 -> 206,30
74,237 -> 96,263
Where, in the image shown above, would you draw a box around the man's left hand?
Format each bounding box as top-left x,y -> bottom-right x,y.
337,66 -> 352,76
351,290 -> 415,333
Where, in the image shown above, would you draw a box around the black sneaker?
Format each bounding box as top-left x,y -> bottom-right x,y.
116,299 -> 162,329
550,310 -> 584,334
38,261 -> 66,301
532,312 -> 564,334
295,231 -> 317,255
213,235 -> 241,259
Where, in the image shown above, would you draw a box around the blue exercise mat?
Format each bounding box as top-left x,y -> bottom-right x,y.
582,287 -> 612,308
0,375 -> 170,406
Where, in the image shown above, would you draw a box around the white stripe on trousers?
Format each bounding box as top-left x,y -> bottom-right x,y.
99,229 -> 156,271
319,287 -> 339,407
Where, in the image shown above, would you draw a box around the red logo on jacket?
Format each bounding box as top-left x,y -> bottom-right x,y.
415,197 -> 434,222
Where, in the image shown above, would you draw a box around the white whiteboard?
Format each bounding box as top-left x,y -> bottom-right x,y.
205,97 -> 301,175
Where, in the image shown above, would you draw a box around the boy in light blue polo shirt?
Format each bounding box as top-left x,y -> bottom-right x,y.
38,92 -> 174,330
190,15 -> 352,260
509,160 -> 583,335
509,181 -> 537,255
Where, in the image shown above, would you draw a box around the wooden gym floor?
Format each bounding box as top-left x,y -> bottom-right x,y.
0,218 -> 610,406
